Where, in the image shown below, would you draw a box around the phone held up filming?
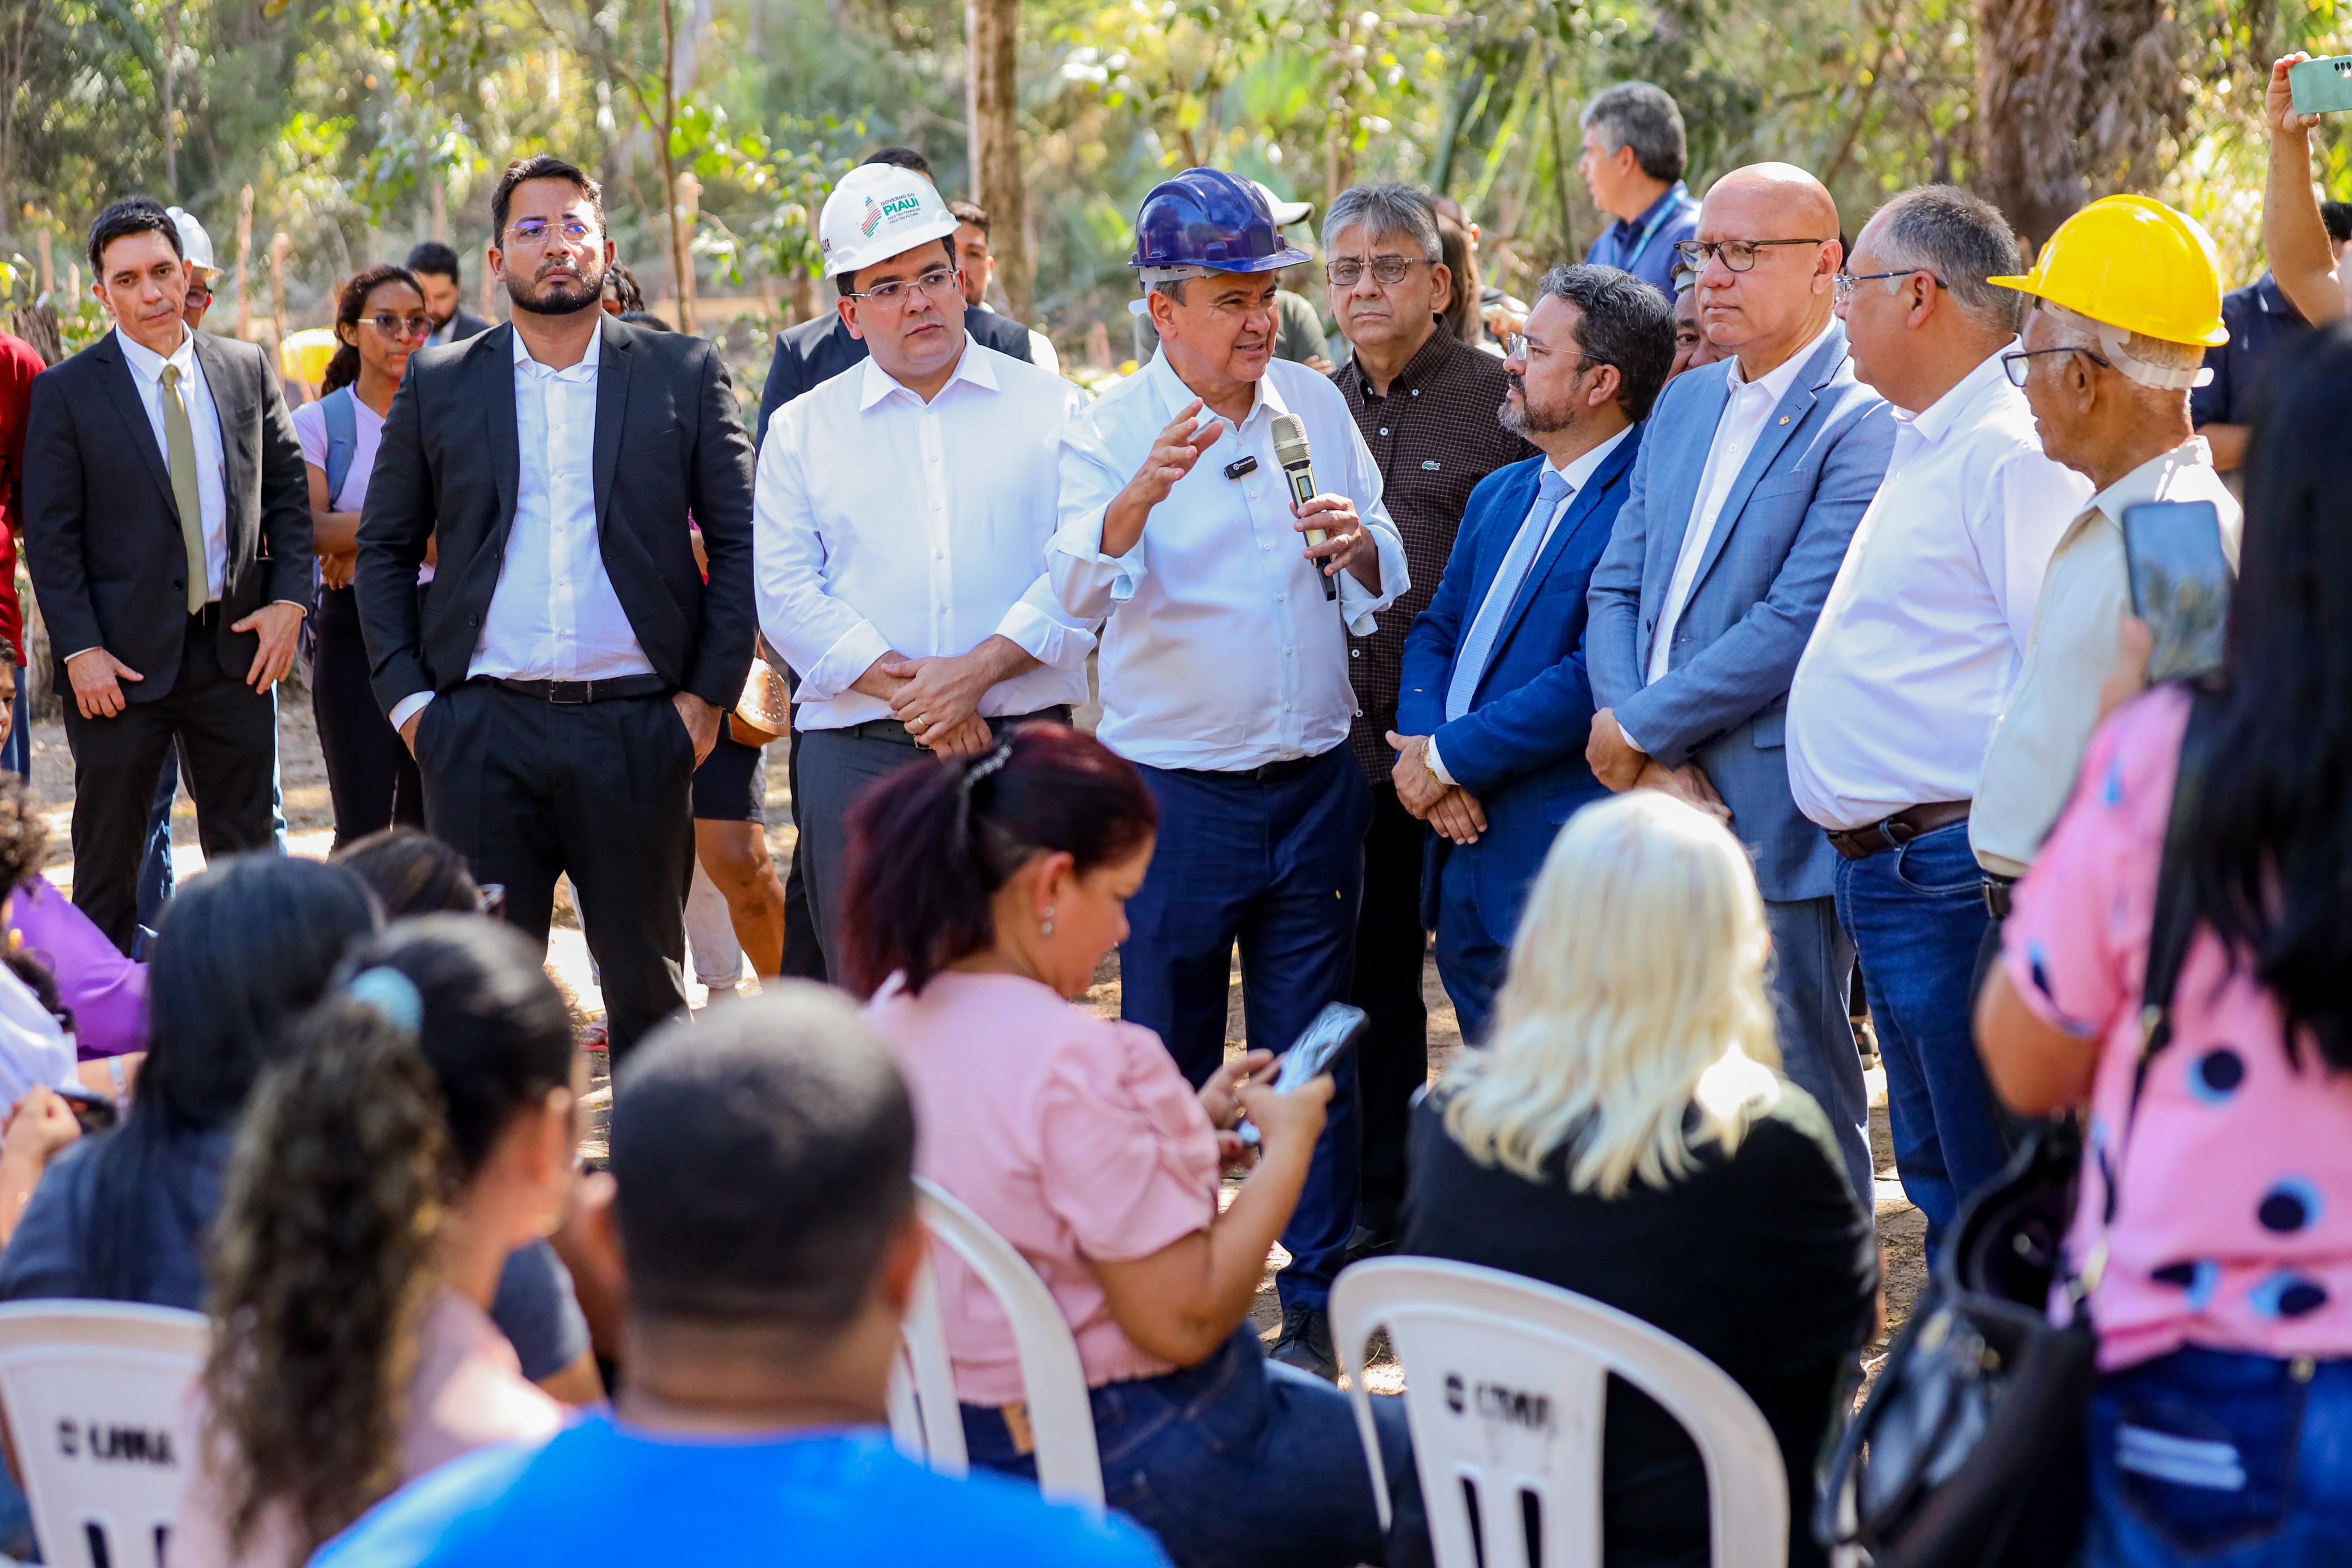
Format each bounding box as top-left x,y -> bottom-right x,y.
2121,500 -> 2233,683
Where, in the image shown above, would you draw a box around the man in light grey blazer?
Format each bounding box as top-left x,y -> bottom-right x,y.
1584,163 -> 1896,1201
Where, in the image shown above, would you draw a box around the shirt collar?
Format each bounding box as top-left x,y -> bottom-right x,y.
1545,424 -> 1633,498
2088,437 -> 2219,527
857,332 -> 992,411
1147,345 -> 1288,434
512,319 -> 603,378
1349,323 -> 1456,399
1728,318 -> 1836,402
1897,341 -> 2017,446
115,323 -> 193,383
2253,272 -> 2298,318
1611,180 -> 1691,239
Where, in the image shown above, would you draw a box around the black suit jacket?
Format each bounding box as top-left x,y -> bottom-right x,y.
754,307 -> 1032,448
446,308 -> 494,343
20,330 -> 312,697
354,317 -> 757,716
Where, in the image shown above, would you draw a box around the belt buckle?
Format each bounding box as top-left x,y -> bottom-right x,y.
551,680 -> 590,705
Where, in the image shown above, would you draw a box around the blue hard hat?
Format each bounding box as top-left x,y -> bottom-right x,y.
1129,168 -> 1312,274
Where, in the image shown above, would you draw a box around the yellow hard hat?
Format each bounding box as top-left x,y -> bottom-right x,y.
280,327 -> 341,388
1987,195 -> 2229,348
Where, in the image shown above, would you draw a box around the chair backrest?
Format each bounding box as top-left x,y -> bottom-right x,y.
0,1301 -> 210,1568
1330,1258 -> 1787,1568
898,1177 -> 1104,1515
886,1251 -> 970,1478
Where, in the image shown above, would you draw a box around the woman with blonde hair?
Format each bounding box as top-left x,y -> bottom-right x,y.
1402,791 -> 1874,1568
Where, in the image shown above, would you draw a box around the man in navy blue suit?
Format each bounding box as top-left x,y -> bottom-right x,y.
1390,264 -> 1674,1039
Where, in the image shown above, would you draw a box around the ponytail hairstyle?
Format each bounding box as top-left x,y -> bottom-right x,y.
322,263 -> 426,396
201,916 -> 578,1558
838,724 -> 1157,997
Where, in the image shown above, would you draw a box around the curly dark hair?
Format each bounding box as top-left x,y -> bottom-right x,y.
0,777 -> 51,896
203,1002 -> 450,1559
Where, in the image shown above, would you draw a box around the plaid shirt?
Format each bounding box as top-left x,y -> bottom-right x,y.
1332,328 -> 1535,782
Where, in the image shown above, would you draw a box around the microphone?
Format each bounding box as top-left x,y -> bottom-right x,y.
1269,412 -> 1339,603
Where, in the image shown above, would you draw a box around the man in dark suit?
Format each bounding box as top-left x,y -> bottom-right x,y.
360,154 -> 757,1059
20,197 -> 311,951
752,148 -> 1032,446
1390,265 -> 1670,1041
407,240 -> 495,345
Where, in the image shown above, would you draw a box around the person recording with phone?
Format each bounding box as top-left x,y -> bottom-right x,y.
842,724 -> 1426,1568
2262,53 -> 2352,328
1048,170 -> 1407,1381
1970,197 -> 2239,913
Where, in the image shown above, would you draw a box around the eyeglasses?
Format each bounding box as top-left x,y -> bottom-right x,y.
1831,268 -> 1949,306
366,312 -> 434,340
1325,257 -> 1437,288
842,266 -> 963,307
2000,345 -> 2111,387
1673,237 -> 1827,273
184,277 -> 214,302
1503,333 -> 1611,371
505,218 -> 595,249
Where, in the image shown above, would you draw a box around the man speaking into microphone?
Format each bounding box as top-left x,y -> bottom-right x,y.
1050,169 -> 1406,1380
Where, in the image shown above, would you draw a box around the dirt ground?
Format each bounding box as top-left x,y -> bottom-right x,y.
25,686 -> 1926,1390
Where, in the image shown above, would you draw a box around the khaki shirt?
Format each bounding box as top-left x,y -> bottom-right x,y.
1971,438 -> 2240,877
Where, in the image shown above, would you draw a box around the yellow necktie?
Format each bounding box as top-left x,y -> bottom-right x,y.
159,363 -> 208,613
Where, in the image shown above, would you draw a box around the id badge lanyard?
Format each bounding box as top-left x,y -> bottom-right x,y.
1617,186 -> 1692,273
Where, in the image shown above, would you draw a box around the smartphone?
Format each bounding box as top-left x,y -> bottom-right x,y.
2121,500 -> 2233,683
52,1084 -> 117,1135
2290,55 -> 2352,116
1235,1003 -> 1368,1147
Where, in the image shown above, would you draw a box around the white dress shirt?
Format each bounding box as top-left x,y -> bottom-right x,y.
115,325 -> 227,601
1971,438 -> 2239,876
1049,352 -> 1408,772
754,337 -> 1095,731
388,328 -> 652,733
1644,321 -> 1839,687
1425,427 -> 1632,787
1785,348 -> 2090,830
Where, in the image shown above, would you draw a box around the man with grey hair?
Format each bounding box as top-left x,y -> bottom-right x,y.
1785,184 -> 2090,1244
1321,180 -> 1530,1258
1579,83 -> 1702,294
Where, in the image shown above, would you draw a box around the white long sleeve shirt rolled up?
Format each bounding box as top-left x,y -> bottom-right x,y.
1049,352 -> 1408,773
754,338 -> 1096,731
1785,347 -> 2090,830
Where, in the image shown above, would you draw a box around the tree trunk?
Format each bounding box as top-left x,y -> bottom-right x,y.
1974,0 -> 2184,250
659,0 -> 694,333
966,0 -> 1029,320
161,3 -> 180,197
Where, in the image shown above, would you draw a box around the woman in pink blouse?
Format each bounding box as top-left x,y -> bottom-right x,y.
849,724 -> 1425,1568
1976,329 -> 2352,1568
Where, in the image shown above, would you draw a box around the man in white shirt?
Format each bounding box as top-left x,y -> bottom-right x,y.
1787,186 -> 2090,1243
19,197 -> 312,951
1584,163 -> 1896,1203
1050,168 -> 1406,1379
756,165 -> 1092,978
1973,197 -> 2240,886
358,155 -> 759,1062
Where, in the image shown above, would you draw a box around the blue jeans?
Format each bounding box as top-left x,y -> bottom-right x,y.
2089,1346 -> 2352,1566
1120,747 -> 1372,1310
2,679 -> 25,779
1834,821 -> 2011,1246
963,1327 -> 1428,1568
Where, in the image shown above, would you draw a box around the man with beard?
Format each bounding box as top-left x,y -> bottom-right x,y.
1389,265 -> 1671,1039
356,154 -> 758,1062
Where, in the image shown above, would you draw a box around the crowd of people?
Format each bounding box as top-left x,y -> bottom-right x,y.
0,49 -> 2340,1568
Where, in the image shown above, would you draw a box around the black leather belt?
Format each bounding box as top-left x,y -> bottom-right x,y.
1826,799 -> 1971,861
483,673 -> 673,704
837,706 -> 1074,746
1982,874 -> 2016,921
1197,751 -> 1328,786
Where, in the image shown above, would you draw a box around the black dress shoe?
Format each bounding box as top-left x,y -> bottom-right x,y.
1344,1222 -> 1400,1265
1267,1301 -> 1338,1381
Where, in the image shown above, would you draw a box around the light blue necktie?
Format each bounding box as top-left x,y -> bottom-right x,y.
1446,468 -> 1572,721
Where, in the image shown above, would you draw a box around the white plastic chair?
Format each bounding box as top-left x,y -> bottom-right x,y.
1330,1258 -> 1787,1568
886,1177 -> 1105,1515
0,1302 -> 209,1568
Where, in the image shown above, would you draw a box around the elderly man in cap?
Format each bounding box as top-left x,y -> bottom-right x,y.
1050,168 -> 1407,1379
756,162 -> 1093,978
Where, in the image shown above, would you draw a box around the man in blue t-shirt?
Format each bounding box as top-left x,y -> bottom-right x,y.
1577,82 -> 1704,296
312,988 -> 1168,1568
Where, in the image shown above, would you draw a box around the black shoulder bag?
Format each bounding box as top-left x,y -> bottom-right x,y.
1815,683 -> 2223,1567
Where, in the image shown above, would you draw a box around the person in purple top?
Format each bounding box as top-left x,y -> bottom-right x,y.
0,779 -> 145,1062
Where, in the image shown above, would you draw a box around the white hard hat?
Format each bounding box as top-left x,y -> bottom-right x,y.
817,164 -> 961,282
1251,180 -> 1313,229
167,206 -> 217,275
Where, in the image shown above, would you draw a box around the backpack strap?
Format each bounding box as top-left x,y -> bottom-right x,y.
321,386 -> 358,509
